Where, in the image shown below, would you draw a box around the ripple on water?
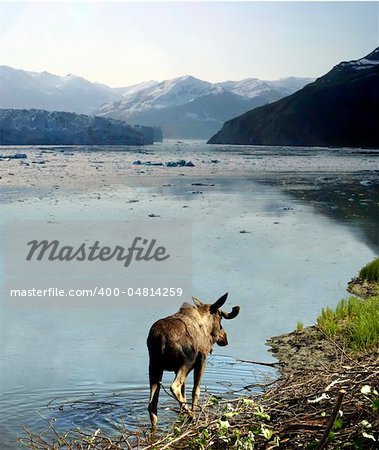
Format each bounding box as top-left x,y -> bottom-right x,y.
0,355 -> 272,448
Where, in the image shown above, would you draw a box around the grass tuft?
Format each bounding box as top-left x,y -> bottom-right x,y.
317,296 -> 379,352
296,321 -> 304,332
359,258 -> 379,282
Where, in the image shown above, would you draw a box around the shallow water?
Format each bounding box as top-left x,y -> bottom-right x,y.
0,141 -> 378,448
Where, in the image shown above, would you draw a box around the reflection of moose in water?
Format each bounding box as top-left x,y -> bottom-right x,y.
147,293 -> 240,430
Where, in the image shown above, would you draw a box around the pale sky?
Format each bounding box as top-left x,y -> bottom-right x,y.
0,1 -> 378,87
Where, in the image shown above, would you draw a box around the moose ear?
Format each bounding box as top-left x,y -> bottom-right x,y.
192,296 -> 203,307
210,293 -> 228,314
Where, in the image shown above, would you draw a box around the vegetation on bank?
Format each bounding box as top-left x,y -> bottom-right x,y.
348,258 -> 379,299
359,258 -> 379,283
317,295 -> 379,352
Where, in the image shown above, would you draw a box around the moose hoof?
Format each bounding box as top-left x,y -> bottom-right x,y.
184,407 -> 195,419
148,427 -> 158,444
179,404 -> 194,419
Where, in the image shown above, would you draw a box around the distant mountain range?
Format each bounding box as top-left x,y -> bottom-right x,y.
208,47 -> 379,148
0,66 -> 123,115
0,109 -> 160,145
96,75 -> 313,139
0,66 -> 313,139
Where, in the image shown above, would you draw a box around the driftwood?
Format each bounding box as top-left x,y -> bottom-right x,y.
236,358 -> 282,367
317,390 -> 346,450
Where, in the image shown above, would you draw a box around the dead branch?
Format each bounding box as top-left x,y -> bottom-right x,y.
317,390 -> 346,450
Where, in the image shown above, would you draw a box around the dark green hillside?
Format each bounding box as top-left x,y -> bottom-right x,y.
208,48 -> 379,148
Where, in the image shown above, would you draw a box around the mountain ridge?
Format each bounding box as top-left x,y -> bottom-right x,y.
208,47 -> 379,148
96,74 -> 313,139
0,66 -> 313,139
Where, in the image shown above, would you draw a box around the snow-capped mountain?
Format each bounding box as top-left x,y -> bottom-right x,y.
98,75 -> 224,117
115,80 -> 159,97
96,75 -> 313,138
99,75 -> 313,117
217,78 -> 279,99
318,47 -> 379,82
131,75 -> 223,107
265,77 -> 315,96
0,66 -> 121,115
0,65 -> 313,139
217,77 -> 314,99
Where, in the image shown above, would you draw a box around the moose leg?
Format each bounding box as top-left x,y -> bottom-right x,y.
192,355 -> 206,412
181,382 -> 186,405
170,366 -> 191,412
148,364 -> 163,431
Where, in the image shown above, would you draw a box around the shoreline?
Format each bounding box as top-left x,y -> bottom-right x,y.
20,320 -> 379,449
266,325 -> 341,376
266,277 -> 379,376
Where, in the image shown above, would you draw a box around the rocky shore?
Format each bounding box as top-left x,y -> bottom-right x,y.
268,275 -> 379,377
267,325 -> 340,376
347,278 -> 379,299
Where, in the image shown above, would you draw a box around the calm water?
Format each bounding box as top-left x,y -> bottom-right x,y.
0,141 -> 378,448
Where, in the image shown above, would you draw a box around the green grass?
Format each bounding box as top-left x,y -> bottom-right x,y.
317,296 -> 379,352
296,321 -> 304,332
359,258 -> 379,282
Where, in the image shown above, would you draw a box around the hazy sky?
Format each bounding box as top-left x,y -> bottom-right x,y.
0,2 -> 378,87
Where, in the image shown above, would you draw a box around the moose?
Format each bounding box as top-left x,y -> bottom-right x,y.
147,293 -> 240,430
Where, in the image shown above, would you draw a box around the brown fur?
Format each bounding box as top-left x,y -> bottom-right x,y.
147,293 -> 240,430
